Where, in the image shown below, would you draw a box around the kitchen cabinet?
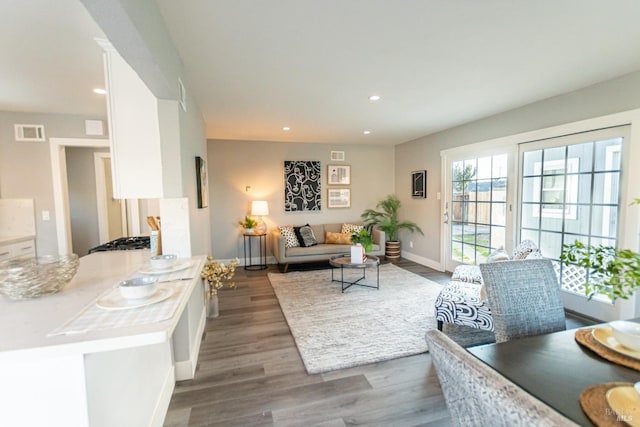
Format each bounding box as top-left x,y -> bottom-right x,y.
0,237 -> 36,261
99,40 -> 181,199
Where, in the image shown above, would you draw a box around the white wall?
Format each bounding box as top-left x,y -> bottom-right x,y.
395,70 -> 640,267
207,139 -> 395,260
0,111 -> 107,256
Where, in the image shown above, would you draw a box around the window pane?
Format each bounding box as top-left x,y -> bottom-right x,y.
476,202 -> 491,225
521,203 -> 540,229
452,240 -> 463,262
462,243 -> 476,264
451,201 -> 465,222
492,154 -> 508,178
462,223 -> 476,245
522,177 -> 541,203
594,138 -> 622,171
492,178 -> 507,202
491,202 -> 506,226
540,231 -> 563,259
477,156 -> 492,179
543,147 -> 566,173
523,150 -> 542,176
593,172 -> 620,205
573,174 -> 592,204
591,205 -> 618,238
564,205 -> 591,235
567,142 -> 593,173
520,228 -> 539,247
491,226 -> 506,249
540,212 -> 563,232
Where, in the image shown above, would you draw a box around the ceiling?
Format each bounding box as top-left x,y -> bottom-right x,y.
3,1 -> 640,145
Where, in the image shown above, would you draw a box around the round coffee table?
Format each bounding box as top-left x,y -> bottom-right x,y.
329,254 -> 380,292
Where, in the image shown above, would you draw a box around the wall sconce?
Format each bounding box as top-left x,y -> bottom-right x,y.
251,200 -> 269,234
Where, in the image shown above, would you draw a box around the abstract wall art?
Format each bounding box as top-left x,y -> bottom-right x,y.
284,160 -> 322,211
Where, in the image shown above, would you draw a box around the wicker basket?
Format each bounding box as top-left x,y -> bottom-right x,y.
0,254 -> 79,300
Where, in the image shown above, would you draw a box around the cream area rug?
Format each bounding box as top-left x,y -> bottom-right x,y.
268,263 -> 443,374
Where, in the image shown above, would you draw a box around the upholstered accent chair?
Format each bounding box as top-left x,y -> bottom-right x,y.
480,258 -> 566,343
434,240 -> 543,333
425,329 -> 578,426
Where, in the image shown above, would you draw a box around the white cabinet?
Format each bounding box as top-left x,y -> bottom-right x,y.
0,239 -> 36,262
99,40 -> 169,199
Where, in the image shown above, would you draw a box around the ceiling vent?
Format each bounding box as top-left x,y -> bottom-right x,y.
330,151 -> 345,161
14,124 -> 46,142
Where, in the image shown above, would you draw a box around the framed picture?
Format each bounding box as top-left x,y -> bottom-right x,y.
327,188 -> 351,208
411,170 -> 426,198
327,164 -> 351,185
195,156 -> 209,208
284,160 -> 322,211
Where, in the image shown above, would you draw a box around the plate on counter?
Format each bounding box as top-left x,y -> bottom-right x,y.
606,385 -> 640,427
138,260 -> 192,275
592,327 -> 640,360
96,284 -> 173,310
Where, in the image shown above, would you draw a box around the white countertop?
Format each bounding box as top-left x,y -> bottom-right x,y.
0,250 -> 205,362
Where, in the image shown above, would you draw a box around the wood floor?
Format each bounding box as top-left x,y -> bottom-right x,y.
163,260 -> 453,427
163,259 -> 595,426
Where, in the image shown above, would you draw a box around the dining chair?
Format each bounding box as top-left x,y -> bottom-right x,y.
479,259 -> 566,343
425,329 -> 578,426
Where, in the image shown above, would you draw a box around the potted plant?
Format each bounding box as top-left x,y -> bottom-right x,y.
560,240 -> 640,302
360,194 -> 423,261
238,216 -> 258,234
350,228 -> 373,253
201,256 -> 239,318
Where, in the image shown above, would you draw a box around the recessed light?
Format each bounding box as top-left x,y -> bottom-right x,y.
282,127 -> 290,131
93,88 -> 107,95
368,95 -> 380,101
363,130 -> 371,135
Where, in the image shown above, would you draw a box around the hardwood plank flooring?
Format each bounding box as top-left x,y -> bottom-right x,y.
164,260 -> 452,427
164,259 -> 595,427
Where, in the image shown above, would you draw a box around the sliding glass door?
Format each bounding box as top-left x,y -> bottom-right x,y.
518,126 -> 631,320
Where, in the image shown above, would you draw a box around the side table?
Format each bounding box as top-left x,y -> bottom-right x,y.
243,232 -> 267,270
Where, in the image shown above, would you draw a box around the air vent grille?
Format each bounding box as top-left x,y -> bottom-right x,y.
15,124 -> 46,142
330,151 -> 345,161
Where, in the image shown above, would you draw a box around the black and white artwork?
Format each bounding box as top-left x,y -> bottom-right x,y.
284,160 -> 322,211
412,170 -> 427,198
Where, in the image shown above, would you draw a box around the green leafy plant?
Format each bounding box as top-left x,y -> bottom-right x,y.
238,216 -> 258,229
350,228 -> 373,252
560,240 -> 640,302
360,194 -> 423,242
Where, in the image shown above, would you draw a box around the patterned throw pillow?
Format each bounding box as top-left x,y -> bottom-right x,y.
341,223 -> 364,234
487,247 -> 510,262
325,231 -> 353,245
279,225 -> 300,248
294,224 -> 317,247
512,240 -> 538,260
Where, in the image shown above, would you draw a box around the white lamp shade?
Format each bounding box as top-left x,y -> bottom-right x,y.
251,200 -> 269,216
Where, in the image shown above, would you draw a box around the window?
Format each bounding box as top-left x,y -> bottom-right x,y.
450,154 -> 507,264
520,130 -> 624,301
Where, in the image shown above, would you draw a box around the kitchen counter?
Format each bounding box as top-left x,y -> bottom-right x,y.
0,234 -> 35,245
0,250 -> 207,427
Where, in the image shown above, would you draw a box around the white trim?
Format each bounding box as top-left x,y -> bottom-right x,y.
401,250 -> 445,272
50,138 -> 109,255
149,367 -> 175,427
174,306 -> 205,381
94,152 -> 109,244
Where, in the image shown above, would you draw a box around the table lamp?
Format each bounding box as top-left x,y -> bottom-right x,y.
251,200 -> 269,234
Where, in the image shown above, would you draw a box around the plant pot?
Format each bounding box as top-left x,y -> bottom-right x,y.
244,228 -> 254,235
385,241 -> 401,261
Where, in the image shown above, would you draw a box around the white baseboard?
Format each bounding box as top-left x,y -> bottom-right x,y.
400,250 -> 445,272
174,306 -> 206,381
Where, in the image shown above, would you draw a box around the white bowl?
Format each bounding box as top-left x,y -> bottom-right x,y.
150,254 -> 177,270
118,276 -> 158,299
610,320 -> 640,351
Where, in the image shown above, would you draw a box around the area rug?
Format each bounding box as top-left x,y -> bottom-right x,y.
268,263 -> 443,374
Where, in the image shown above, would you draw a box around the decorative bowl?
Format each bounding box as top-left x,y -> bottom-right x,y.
610,320 -> 640,351
0,254 -> 79,300
118,276 -> 159,299
150,254 -> 177,270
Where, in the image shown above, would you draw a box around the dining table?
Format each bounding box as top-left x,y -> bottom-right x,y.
467,321 -> 640,426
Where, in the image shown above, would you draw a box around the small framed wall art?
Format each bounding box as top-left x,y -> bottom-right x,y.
195,156 -> 209,208
411,170 -> 426,198
327,188 -> 351,208
327,164 -> 351,185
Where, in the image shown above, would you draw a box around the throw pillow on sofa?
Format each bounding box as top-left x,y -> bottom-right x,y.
325,231 -> 353,244
341,223 -> 364,234
294,224 -> 318,247
279,225 -> 300,248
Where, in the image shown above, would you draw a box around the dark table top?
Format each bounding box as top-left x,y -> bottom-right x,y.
468,325 -> 640,426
